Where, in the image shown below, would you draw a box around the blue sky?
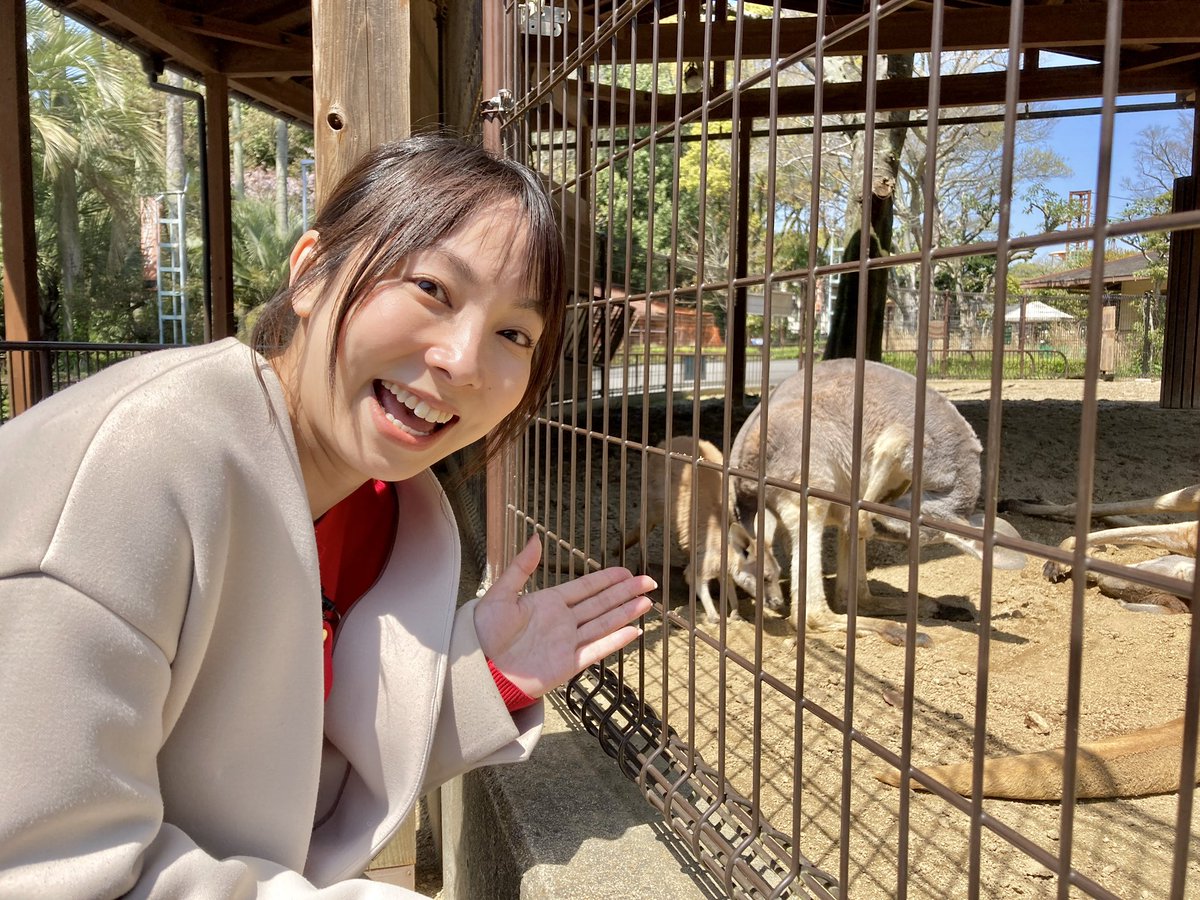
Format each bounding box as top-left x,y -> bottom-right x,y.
1011,50 -> 1190,248
1043,102 -> 1180,213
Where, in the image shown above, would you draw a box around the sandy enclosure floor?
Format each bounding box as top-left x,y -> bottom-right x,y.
531,377 -> 1199,899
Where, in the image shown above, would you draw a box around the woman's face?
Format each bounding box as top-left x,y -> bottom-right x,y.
280,204 -> 544,517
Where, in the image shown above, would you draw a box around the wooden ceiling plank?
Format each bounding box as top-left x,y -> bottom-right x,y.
1123,47 -> 1200,74
222,44 -> 313,77
230,76 -> 314,124
70,0 -> 220,73
163,9 -> 306,51
262,8 -> 314,31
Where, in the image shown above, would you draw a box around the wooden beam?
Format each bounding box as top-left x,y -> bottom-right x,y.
230,77 -> 315,125
74,0 -> 220,74
262,8 -> 314,32
555,62 -> 1200,126
312,0 -> 438,206
221,45 -> 312,79
1161,114 -> 1200,408
548,2 -> 1200,63
163,9 -> 307,51
205,74 -> 236,340
0,0 -> 46,412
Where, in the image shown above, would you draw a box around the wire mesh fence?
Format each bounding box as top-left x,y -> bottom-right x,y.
489,0 -> 1200,896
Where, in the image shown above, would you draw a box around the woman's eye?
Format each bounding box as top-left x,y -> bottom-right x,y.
414,278 -> 445,302
500,329 -> 534,349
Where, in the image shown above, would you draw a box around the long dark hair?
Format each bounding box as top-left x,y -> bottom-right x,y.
252,135 -> 565,460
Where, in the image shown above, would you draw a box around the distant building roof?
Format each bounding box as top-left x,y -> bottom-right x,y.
1019,253 -> 1163,291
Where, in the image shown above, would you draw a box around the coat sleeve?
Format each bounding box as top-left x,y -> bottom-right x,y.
0,574 -> 424,899
420,597 -> 543,794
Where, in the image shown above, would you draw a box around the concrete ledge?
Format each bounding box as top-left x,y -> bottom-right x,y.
440,693 -> 724,900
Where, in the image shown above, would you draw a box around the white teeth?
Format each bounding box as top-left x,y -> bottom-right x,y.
381,381 -> 453,427
384,410 -> 432,436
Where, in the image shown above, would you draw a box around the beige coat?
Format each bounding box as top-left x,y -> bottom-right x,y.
0,339 -> 541,897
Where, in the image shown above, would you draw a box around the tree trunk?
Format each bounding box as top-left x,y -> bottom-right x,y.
275,119 -> 289,237
823,54 -> 912,361
55,166 -> 83,339
166,71 -> 185,193
232,102 -> 245,198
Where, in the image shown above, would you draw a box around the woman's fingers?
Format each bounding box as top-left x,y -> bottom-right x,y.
575,624 -> 646,672
575,594 -> 654,648
552,565 -> 643,607
569,573 -> 656,623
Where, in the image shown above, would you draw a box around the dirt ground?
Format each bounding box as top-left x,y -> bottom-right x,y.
545,376 -> 1199,899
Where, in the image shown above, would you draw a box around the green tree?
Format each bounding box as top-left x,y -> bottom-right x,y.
26,1 -> 163,340
230,196 -> 302,338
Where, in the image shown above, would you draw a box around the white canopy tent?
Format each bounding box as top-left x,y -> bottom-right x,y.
1004,300 -> 1076,322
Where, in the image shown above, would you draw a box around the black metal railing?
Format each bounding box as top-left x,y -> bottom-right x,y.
0,341 -> 169,424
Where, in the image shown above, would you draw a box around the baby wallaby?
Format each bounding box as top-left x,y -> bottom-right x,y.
622,437 -> 784,623
729,358 -> 1025,641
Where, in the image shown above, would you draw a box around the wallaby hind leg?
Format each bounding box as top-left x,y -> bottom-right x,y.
1044,521 -> 1199,583
721,571 -> 743,621
684,563 -> 724,623
833,516 -> 875,608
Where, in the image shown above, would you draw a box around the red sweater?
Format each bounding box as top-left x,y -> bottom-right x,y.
314,479 -> 535,711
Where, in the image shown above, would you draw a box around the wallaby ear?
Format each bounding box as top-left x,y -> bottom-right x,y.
728,521 -> 752,552
753,508 -> 779,545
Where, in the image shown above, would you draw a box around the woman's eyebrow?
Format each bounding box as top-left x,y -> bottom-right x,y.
428,248 -> 477,286
430,248 -> 542,312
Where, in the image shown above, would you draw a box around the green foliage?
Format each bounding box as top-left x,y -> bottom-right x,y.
235,102 -> 312,171
26,1 -> 163,341
230,196 -> 303,335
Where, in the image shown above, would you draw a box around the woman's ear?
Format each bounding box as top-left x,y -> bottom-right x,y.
289,230 -> 321,317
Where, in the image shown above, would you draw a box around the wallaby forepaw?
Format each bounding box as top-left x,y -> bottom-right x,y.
1043,560 -> 1071,583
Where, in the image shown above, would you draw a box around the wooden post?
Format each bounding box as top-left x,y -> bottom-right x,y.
311,0 -> 439,206
311,1 -> 441,885
1161,174 -> 1200,408
0,0 -> 47,415
205,74 -> 236,340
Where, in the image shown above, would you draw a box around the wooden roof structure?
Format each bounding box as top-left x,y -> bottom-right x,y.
37,0 -> 318,123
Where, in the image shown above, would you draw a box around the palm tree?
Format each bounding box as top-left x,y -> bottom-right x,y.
26,1 -> 163,339
230,195 -> 302,338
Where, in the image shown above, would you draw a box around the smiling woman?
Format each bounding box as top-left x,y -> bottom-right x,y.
0,135 -> 656,898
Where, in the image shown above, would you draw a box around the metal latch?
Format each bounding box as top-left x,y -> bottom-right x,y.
517,1 -> 569,37
479,88 -> 514,122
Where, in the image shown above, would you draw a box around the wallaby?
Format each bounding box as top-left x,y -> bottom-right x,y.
878,486 -> 1198,801
878,716 -> 1199,799
622,437 -> 784,623
1004,486 -> 1198,612
729,358 -> 1026,641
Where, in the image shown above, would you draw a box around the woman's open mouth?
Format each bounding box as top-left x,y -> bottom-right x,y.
374,379 -> 456,437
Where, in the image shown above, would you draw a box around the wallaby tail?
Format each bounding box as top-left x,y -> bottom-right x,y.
877,717 -> 1194,800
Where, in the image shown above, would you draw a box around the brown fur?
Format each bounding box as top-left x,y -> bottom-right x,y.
622,437 -> 783,623
878,716 -> 1198,799
881,486 -> 1198,800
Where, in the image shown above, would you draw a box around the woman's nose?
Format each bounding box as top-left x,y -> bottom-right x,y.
426,319 -> 483,387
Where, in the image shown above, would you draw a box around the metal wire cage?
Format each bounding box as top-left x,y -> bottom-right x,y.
486,1 -> 1200,896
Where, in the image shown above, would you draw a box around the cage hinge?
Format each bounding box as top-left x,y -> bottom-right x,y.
479,88 -> 514,122
517,1 -> 569,37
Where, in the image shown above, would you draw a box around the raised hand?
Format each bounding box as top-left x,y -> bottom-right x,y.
473,537 -> 656,700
